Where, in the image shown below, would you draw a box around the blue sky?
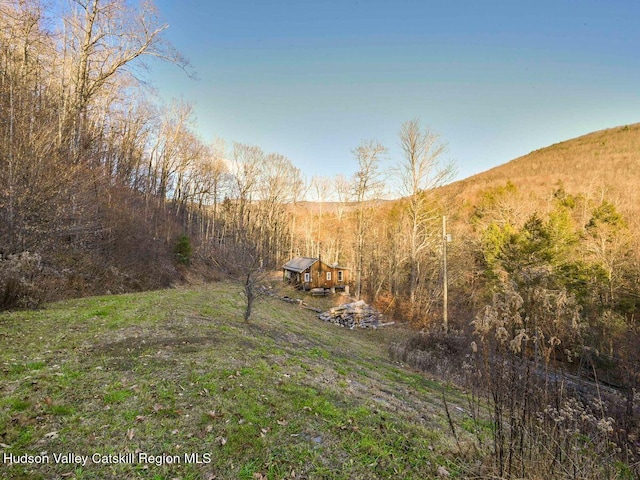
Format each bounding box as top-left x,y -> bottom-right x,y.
148,0 -> 640,186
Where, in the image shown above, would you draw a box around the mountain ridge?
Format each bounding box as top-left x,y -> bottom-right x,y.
443,123 -> 640,224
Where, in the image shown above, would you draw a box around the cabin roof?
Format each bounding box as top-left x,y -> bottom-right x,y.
283,256 -> 351,273
282,256 -> 318,273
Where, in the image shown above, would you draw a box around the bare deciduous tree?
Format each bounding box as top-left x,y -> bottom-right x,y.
398,119 -> 454,312
352,139 -> 387,299
56,0 -> 189,158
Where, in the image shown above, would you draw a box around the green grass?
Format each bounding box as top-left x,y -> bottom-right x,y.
0,282 -> 471,479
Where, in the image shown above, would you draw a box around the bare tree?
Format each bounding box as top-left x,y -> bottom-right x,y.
229,142 -> 264,236
0,0 -> 69,252
146,100 -> 196,199
256,153 -> 303,262
352,139 -> 387,299
212,229 -> 270,322
397,119 -> 454,309
333,173 -> 350,221
56,0 -> 189,159
188,142 -> 230,242
305,175 -> 331,257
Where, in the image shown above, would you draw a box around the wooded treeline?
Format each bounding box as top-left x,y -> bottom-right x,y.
389,179 -> 640,477
0,1 -> 458,314
305,130 -> 640,476
0,0 -> 183,303
0,0 -> 307,305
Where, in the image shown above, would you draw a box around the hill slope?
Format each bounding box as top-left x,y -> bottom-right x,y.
446,123 -> 640,222
0,283 -> 467,479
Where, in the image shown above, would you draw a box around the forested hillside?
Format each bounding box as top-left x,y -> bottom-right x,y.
388,127 -> 640,477
289,125 -> 640,476
1,4 -> 457,321
0,0 -> 306,308
447,123 -> 640,224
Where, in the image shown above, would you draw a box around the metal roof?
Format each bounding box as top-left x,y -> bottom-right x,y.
282,256 -> 318,273
330,264 -> 350,270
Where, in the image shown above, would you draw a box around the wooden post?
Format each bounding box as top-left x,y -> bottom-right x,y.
443,215 -> 448,333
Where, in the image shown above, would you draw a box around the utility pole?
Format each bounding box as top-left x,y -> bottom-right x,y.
442,215 -> 449,333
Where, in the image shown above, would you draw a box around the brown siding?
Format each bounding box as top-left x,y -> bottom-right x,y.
283,259 -> 350,290
310,261 -> 349,289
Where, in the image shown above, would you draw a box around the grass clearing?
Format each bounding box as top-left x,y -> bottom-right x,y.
0,282 -> 471,479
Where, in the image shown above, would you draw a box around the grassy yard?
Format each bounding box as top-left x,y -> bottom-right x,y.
0,282 -> 469,479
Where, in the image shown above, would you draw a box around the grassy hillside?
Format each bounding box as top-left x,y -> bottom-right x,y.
0,283 -> 468,479
446,123 -> 640,222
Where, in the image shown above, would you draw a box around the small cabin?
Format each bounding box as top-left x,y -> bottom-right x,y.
282,256 -> 350,292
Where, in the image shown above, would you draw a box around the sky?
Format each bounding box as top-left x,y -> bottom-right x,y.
147,0 -> 640,188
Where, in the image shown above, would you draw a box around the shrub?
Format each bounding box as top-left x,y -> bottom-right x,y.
0,252 -> 43,310
393,282 -> 639,478
466,304 -> 632,479
389,329 -> 470,383
173,234 -> 192,266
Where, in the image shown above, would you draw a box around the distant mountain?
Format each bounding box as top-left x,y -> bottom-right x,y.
445,123 -> 640,225
293,124 -> 640,230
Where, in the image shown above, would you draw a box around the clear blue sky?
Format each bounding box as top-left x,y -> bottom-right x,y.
148,0 -> 640,185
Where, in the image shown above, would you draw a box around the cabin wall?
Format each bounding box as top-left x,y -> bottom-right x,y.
283,261 -> 349,291
310,262 -> 349,289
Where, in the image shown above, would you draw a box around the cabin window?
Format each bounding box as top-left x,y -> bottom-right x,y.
326,272 -> 332,281
304,272 -> 310,282
338,271 -> 343,282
